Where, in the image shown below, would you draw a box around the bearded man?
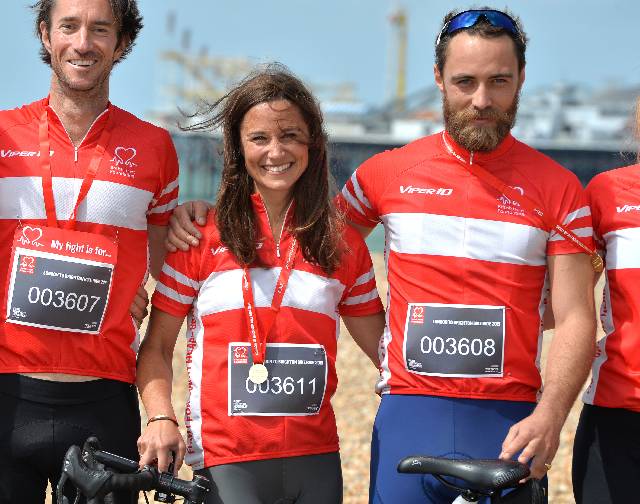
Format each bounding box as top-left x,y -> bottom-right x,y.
339,8 -> 597,504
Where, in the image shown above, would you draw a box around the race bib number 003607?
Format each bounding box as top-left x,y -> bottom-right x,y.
5,226 -> 116,334
228,343 -> 328,416
403,303 -> 505,378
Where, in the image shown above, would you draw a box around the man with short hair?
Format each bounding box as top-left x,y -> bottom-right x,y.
0,1 -> 179,502
339,8 -> 596,503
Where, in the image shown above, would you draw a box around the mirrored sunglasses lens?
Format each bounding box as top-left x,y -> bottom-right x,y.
482,11 -> 517,32
448,11 -> 482,32
447,10 -> 517,35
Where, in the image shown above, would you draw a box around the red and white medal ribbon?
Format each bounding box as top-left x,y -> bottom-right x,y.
39,106 -> 114,230
242,238 -> 298,384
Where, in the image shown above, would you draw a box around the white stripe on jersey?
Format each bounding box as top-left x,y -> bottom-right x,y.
129,316 -> 141,354
382,213 -> 548,266
161,263 -> 201,290
353,268 -> 376,287
183,311 -> 206,470
583,279 -> 614,405
376,319 -> 393,395
148,197 -> 178,215
350,171 -> 373,210
159,178 -> 179,198
603,227 -> 640,269
0,176 -> 152,230
562,206 -> 591,225
549,226 -> 593,242
196,268 -> 347,319
155,282 -> 195,305
341,185 -> 366,217
534,272 -> 549,401
343,287 -> 380,306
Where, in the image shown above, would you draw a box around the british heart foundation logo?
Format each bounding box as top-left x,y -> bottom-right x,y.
233,346 -> 249,364
19,255 -> 36,275
110,147 -> 138,179
17,226 -> 44,247
411,306 -> 425,324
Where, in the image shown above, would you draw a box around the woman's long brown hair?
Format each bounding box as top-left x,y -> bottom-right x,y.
186,64 -> 343,274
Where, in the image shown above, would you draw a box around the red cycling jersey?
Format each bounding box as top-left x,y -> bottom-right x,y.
152,194 -> 383,469
0,98 -> 179,383
339,131 -> 593,403
583,165 -> 640,411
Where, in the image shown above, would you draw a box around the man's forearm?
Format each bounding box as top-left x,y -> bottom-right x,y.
536,314 -> 595,423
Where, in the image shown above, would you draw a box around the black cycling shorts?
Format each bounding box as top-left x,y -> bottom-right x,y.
195,451 -> 342,504
0,374 -> 141,504
572,403 -> 640,503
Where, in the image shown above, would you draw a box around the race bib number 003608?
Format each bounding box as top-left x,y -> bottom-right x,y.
5,226 -> 116,334
403,303 -> 505,378
228,343 -> 328,416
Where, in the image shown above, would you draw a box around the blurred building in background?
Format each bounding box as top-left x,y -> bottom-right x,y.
148,9 -> 639,206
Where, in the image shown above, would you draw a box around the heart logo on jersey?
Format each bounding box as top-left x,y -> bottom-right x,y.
233,346 -> 249,364
18,226 -> 43,247
114,147 -> 137,165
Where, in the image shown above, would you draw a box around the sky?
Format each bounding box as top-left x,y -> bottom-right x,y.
3,0 -> 640,119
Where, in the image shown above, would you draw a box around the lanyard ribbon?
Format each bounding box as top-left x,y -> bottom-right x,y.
442,133 -> 603,272
242,238 -> 298,364
38,107 -> 113,230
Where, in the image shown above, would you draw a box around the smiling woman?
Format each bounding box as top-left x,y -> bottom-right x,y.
187,65 -> 345,271
239,99 -> 310,239
135,64 -> 385,504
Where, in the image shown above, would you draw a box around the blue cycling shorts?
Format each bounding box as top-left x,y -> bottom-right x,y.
369,394 -> 546,504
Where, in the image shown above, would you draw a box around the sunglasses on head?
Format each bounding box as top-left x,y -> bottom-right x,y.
436,9 -> 523,45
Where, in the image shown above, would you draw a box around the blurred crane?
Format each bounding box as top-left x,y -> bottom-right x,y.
161,49 -> 253,106
389,6 -> 408,113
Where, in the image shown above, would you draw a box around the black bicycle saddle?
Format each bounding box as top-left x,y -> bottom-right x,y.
397,456 -> 530,490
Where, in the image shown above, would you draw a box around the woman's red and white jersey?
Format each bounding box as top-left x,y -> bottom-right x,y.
152,195 -> 383,469
339,131 -> 593,403
0,98 -> 179,383
583,165 -> 640,411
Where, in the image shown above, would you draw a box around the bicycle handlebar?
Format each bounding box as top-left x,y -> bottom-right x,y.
57,438 -> 210,504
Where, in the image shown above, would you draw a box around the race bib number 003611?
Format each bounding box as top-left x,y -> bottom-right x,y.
5,226 -> 117,334
403,303 -> 505,378
228,343 -> 328,416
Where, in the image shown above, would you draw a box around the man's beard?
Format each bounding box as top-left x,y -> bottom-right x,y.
51,55 -> 112,96
443,93 -> 519,152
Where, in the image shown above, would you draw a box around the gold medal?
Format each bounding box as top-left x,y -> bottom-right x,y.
248,363 -> 269,384
591,253 -> 604,273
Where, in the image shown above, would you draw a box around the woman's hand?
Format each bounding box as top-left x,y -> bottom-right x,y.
136,308 -> 187,474
137,419 -> 186,474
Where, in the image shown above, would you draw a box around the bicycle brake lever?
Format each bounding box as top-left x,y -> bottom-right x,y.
155,451 -> 177,503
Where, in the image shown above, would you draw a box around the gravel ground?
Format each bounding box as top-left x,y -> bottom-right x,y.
49,253 -> 598,503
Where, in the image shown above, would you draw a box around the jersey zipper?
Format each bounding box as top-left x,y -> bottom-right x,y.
442,131 -> 475,166
46,106 -> 110,219
261,197 -> 294,258
48,107 -> 109,163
